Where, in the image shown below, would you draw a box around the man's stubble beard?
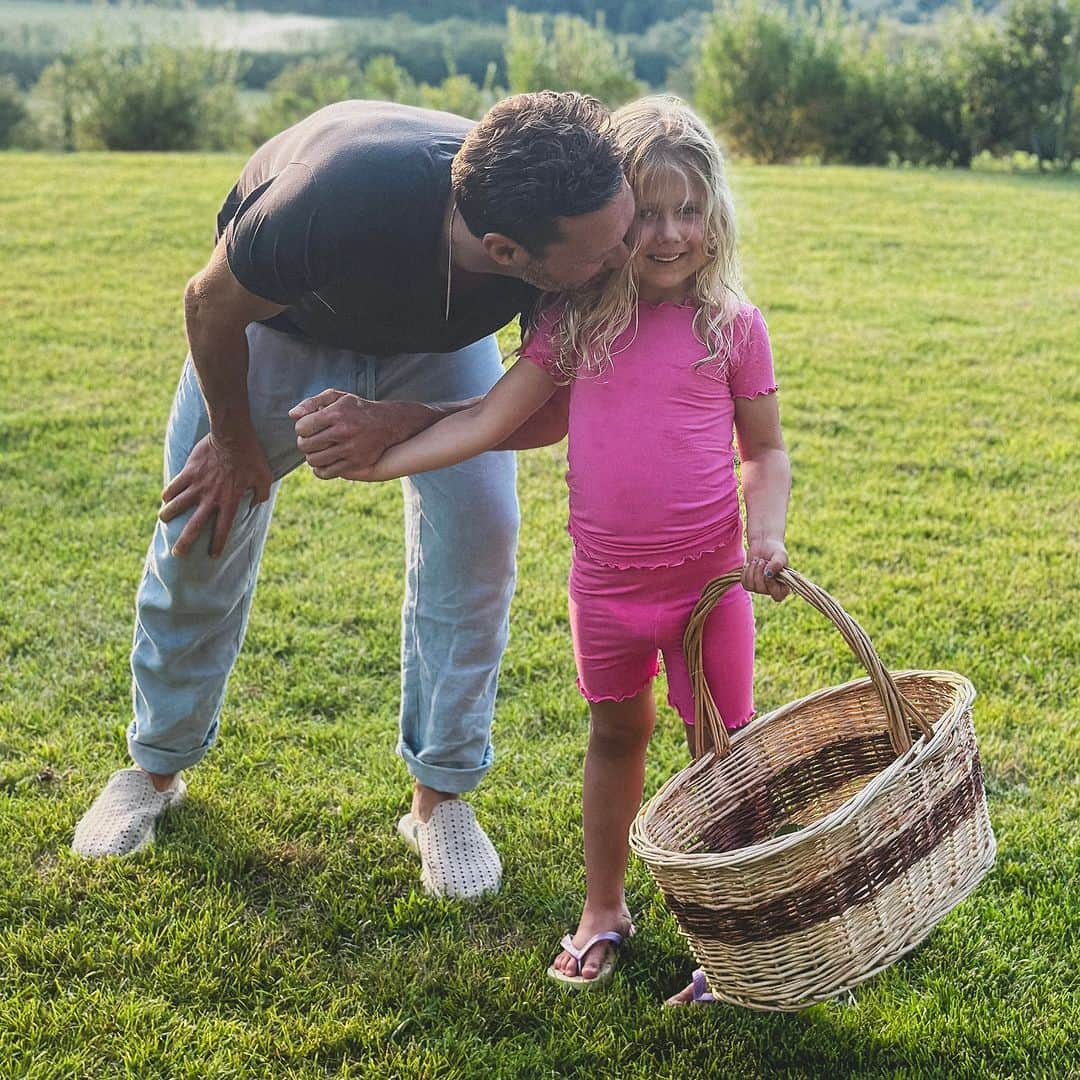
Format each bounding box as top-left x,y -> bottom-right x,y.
518,260 -> 565,294
520,260 -> 612,296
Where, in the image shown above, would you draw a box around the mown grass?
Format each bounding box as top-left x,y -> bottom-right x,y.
1,154 -> 1077,1079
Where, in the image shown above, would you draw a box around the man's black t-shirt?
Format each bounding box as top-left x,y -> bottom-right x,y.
216,100 -> 537,356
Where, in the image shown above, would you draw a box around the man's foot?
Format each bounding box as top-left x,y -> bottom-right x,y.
547,907 -> 634,987
71,768 -> 186,857
396,799 -> 502,900
410,783 -> 456,824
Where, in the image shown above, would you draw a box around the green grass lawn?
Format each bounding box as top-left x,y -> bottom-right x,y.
1,153 -> 1078,1078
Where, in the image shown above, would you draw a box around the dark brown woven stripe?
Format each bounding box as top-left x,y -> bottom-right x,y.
666,756 -> 985,945
695,731 -> 898,854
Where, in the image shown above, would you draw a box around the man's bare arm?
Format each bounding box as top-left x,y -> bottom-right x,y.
158,239 -> 287,557
182,239 -> 286,439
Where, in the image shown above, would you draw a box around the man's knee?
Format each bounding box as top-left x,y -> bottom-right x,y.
434,485 -> 519,575
473,494 -> 520,554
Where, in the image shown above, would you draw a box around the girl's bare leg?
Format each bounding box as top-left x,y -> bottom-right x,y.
682,720 -> 716,757
550,687 -> 656,980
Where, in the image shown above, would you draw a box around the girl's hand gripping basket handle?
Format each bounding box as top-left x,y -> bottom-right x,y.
684,568 -> 936,760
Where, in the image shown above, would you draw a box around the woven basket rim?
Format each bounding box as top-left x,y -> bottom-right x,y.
630,668 -> 976,870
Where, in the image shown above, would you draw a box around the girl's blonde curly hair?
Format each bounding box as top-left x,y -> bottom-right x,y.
530,96 -> 745,381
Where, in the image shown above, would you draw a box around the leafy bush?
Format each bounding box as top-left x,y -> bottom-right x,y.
1069,84 -> 1080,165
5,0 -> 1076,167
358,53 -> 420,104
251,55 -> 365,144
234,19 -> 508,91
625,14 -> 704,88
897,50 -> 976,164
0,21 -> 65,89
695,0 -> 850,163
505,8 -> 644,106
0,49 -> 54,91
861,0 -> 1079,168
890,9 -> 1008,167
252,51 -> 500,142
0,73 -> 27,147
419,65 -> 502,118
340,18 -> 507,86
814,27 -> 904,165
996,0 -> 1079,164
695,0 -> 1079,168
355,53 -> 502,118
41,38 -> 246,151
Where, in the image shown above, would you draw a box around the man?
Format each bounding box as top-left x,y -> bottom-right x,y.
72,92 -> 634,899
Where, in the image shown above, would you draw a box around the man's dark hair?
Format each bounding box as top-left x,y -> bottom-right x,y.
452,91 -> 624,255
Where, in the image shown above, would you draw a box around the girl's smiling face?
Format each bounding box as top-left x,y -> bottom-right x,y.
630,168 -> 709,305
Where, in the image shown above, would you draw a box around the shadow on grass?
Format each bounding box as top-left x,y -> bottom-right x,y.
24,788 -> 1044,1077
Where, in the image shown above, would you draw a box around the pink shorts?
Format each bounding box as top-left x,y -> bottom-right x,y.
568,534 -> 754,729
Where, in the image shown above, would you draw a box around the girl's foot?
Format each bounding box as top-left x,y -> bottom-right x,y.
664,969 -> 715,1006
665,981 -> 697,1005
549,907 -> 634,982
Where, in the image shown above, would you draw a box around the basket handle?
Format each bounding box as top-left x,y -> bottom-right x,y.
683,567 -> 935,760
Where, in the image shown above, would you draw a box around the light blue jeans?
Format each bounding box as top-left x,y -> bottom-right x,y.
128,323 -> 518,793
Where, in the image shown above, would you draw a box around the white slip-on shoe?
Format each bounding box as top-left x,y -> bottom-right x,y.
397,799 -> 502,900
71,768 -> 187,857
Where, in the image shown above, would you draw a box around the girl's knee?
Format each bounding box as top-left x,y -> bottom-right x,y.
588,695 -> 656,749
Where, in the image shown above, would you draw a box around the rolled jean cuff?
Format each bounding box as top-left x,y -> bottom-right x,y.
398,742 -> 493,795
127,725 -> 214,775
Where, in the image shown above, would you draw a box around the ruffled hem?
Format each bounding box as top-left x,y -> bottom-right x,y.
732,384 -> 779,400
570,534 -> 741,571
676,707 -> 755,731
576,663 -> 660,705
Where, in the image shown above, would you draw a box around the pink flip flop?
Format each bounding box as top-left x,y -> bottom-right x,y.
546,925 -> 635,989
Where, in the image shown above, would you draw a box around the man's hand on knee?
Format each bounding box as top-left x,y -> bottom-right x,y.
159,432 -> 273,558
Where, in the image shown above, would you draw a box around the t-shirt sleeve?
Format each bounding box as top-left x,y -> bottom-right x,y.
222,163 -> 337,306
728,306 -> 779,399
518,303 -> 564,376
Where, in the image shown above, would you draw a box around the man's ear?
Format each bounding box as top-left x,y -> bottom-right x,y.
481,232 -> 530,270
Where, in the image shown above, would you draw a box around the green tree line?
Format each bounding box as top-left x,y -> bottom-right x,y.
2,1 -> 1077,169
6,0 -> 986,35
196,0 -> 709,36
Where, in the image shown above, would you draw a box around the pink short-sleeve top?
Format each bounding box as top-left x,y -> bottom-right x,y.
520,301 -> 778,568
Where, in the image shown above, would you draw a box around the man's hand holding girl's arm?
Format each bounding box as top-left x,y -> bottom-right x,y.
734,392 -> 792,602
289,381 -> 570,481
158,240 -> 286,558
316,360 -> 558,483
289,390 -> 453,480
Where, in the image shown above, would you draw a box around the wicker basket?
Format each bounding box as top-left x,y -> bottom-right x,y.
628,568 -> 996,1011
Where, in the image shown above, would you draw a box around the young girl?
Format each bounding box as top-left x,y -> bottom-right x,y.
355,97 -> 791,1002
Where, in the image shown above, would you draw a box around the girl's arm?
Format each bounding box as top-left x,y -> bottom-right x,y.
361,359 -> 560,481
734,392 -> 792,602
493,385 -> 569,450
